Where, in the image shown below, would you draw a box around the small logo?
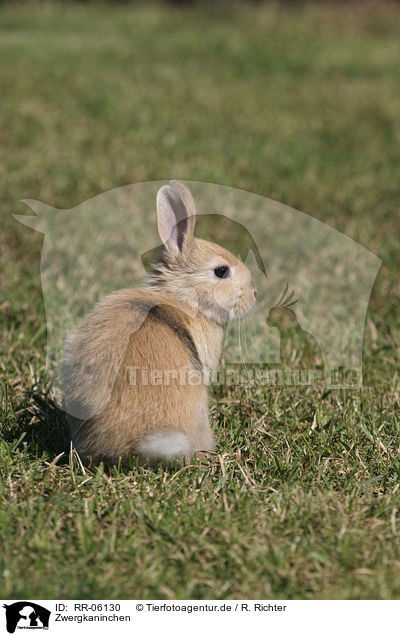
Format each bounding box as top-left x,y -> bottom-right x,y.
3,602 -> 51,634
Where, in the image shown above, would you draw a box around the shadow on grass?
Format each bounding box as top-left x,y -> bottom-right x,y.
3,389 -> 71,464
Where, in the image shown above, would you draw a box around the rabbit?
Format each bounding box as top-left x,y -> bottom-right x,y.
61,181 -> 258,465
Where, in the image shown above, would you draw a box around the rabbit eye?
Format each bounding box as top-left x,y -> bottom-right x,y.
214,265 -> 230,279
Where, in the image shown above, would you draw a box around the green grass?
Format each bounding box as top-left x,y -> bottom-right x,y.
1,0 -> 400,599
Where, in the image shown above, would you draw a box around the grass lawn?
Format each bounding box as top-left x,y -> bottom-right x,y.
1,0 -> 400,599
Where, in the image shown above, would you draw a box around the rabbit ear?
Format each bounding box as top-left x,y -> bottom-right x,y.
157,183 -> 196,255
169,180 -> 196,216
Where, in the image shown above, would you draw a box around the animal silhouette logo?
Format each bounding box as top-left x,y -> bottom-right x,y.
266,283 -> 323,369
3,602 -> 50,633
13,180 -> 382,392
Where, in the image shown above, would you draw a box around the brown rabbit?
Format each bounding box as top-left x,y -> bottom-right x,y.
62,181 -> 257,465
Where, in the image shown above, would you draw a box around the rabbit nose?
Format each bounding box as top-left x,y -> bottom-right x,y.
253,286 -> 258,299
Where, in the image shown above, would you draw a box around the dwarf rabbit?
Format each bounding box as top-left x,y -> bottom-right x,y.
62,181 -> 257,464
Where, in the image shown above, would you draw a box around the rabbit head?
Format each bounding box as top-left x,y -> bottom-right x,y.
148,181 -> 258,325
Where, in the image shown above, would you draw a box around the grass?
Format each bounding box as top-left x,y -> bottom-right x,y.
1,0 -> 400,599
